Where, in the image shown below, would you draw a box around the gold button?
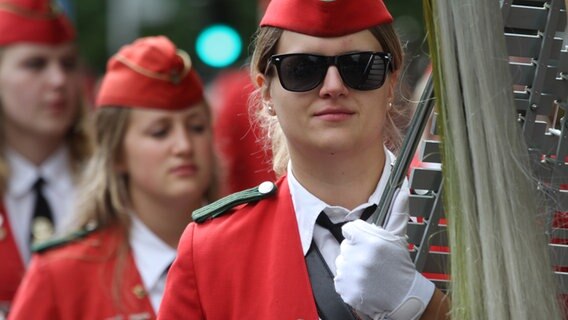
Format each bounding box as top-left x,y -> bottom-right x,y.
132,284 -> 146,299
0,227 -> 6,241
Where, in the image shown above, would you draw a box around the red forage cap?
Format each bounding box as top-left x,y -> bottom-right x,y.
0,0 -> 75,45
260,0 -> 393,37
96,36 -> 204,110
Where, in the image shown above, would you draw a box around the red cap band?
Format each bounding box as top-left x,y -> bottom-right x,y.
95,36 -> 204,111
0,0 -> 75,45
260,0 -> 393,37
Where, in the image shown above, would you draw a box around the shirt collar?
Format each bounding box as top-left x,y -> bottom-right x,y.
129,214 -> 177,293
288,146 -> 395,255
5,145 -> 73,197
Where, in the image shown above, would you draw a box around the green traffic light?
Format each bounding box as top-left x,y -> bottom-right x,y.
196,24 -> 242,68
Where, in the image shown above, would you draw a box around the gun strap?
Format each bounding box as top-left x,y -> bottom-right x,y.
305,240 -> 359,320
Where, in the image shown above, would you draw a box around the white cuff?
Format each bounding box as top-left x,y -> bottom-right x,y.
387,272 -> 435,320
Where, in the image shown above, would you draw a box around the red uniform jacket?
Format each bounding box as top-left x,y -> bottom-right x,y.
9,225 -> 155,320
0,203 -> 25,309
158,176 -> 319,319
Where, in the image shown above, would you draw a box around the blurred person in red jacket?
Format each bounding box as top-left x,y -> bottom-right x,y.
209,0 -> 275,196
210,69 -> 276,195
0,0 -> 91,314
9,36 -> 219,320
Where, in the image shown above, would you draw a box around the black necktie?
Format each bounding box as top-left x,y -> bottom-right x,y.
30,177 -> 55,246
316,204 -> 377,243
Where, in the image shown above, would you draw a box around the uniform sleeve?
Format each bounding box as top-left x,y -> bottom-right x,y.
8,255 -> 59,319
157,223 -> 204,319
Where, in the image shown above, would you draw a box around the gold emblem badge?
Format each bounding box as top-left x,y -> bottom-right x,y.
31,216 -> 55,245
171,49 -> 192,85
132,284 -> 147,299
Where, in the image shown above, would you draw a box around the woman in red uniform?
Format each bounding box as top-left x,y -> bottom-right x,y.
159,0 -> 449,319
9,36 -> 218,319
0,0 -> 91,313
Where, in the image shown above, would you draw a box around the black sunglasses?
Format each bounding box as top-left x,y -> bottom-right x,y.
268,51 -> 392,92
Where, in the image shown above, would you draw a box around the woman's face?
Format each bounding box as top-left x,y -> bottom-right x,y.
260,30 -> 394,157
120,103 -> 213,205
0,42 -> 81,140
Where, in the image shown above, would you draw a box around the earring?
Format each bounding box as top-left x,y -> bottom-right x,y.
388,101 -> 393,110
265,102 -> 275,116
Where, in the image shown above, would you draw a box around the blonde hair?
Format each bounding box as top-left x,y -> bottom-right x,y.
249,24 -> 409,176
0,48 -> 92,195
72,108 -> 131,231
425,0 -> 563,318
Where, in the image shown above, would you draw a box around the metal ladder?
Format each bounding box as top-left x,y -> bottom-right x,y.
407,0 -> 567,292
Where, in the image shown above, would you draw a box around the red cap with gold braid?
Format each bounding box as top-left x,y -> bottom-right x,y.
0,0 -> 75,45
95,36 -> 204,111
260,0 -> 393,37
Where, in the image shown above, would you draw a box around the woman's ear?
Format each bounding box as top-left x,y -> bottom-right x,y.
255,73 -> 265,90
114,153 -> 127,174
256,74 -> 276,116
256,73 -> 270,100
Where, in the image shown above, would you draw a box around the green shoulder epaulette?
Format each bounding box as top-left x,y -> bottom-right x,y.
193,181 -> 277,223
32,226 -> 97,254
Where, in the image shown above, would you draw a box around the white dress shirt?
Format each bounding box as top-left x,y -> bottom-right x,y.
4,146 -> 76,264
288,147 -> 410,275
129,214 -> 176,314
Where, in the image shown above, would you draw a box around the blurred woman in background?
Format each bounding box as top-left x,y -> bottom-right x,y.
9,35 -> 218,319
0,0 -> 91,313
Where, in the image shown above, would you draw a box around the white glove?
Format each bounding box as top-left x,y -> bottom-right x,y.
383,184 -> 410,236
334,220 -> 434,320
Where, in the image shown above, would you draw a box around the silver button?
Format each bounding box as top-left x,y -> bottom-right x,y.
258,181 -> 275,194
